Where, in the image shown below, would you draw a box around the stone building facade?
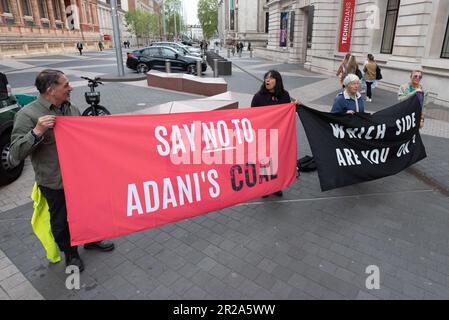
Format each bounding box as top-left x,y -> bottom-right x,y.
218,0 -> 268,47
0,0 -> 103,57
253,0 -> 449,107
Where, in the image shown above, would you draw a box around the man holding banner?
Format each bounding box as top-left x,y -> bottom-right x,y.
9,70 -> 115,273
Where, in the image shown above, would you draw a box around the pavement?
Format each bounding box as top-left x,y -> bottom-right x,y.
0,49 -> 449,300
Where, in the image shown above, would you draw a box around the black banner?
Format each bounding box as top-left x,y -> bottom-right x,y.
297,95 -> 427,191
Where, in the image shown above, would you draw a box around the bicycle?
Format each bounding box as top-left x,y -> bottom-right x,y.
81,76 -> 111,116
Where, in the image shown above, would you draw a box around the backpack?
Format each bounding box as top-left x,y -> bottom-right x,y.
375,64 -> 383,80
297,155 -> 317,173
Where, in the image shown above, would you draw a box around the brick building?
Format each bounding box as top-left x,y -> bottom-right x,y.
0,0 -> 102,57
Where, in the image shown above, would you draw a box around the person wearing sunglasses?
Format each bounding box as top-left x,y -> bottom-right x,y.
398,70 -> 429,128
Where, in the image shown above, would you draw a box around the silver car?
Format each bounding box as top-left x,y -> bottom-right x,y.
150,41 -> 202,57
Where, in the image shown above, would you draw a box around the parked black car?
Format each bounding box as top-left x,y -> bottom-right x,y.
126,46 -> 207,74
0,72 -> 24,186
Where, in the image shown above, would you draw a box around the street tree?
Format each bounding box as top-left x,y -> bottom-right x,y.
164,0 -> 184,39
124,10 -> 160,47
197,0 -> 218,40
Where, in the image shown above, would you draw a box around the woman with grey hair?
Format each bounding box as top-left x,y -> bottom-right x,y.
331,74 -> 365,114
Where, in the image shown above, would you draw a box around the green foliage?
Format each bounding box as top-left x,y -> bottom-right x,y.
197,0 -> 218,39
124,9 -> 160,45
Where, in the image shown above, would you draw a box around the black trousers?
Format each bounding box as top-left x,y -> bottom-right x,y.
38,186 -> 75,252
366,81 -> 373,99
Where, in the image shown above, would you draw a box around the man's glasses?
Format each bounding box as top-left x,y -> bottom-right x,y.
412,74 -> 422,80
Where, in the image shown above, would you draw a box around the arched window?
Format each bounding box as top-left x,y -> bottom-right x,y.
21,0 -> 31,16
442,16 -> 449,59
53,0 -> 61,20
380,0 -> 400,54
39,0 -> 49,19
1,0 -> 11,13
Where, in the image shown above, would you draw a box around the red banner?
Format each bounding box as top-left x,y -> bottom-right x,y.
338,0 -> 355,52
54,103 -> 297,245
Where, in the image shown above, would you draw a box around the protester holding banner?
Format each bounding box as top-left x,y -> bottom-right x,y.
251,70 -> 293,197
331,74 -> 365,114
9,69 -> 115,272
398,70 -> 429,128
363,54 -> 377,102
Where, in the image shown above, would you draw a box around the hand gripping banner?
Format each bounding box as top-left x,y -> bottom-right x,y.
297,95 -> 427,191
55,103 -> 297,245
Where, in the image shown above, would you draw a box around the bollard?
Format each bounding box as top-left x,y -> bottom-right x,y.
250,49 -> 253,58
213,59 -> 218,78
165,59 -> 171,73
227,48 -> 230,58
196,60 -> 202,76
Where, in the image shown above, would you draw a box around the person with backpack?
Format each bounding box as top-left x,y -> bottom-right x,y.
363,54 -> 378,102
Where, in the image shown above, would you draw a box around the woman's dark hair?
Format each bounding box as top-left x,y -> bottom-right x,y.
259,70 -> 286,99
367,54 -> 374,61
35,69 -> 64,94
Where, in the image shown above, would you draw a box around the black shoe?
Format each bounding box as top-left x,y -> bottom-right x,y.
84,240 -> 115,252
273,190 -> 283,197
64,250 -> 84,273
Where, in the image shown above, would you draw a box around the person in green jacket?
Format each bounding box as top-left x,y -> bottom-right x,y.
398,70 -> 429,128
9,69 -> 115,273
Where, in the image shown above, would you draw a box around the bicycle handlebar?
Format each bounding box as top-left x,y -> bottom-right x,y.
81,76 -> 103,85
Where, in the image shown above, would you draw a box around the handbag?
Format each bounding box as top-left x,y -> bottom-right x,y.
375,64 -> 383,80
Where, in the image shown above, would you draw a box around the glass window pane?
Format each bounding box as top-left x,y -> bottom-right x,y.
53,0 -> 61,20
442,18 -> 449,58
2,0 -> 11,13
388,0 -> 400,10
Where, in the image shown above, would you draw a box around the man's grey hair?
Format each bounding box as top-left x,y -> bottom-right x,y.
35,69 -> 65,94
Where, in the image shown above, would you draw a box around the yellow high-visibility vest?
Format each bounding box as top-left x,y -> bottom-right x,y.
31,183 -> 61,263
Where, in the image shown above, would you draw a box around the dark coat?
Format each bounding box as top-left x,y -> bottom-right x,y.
251,90 -> 291,108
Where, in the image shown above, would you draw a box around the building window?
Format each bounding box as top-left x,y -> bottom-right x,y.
381,0 -> 400,54
53,0 -> 61,20
85,1 -> 91,24
265,12 -> 269,33
442,17 -> 449,59
1,0 -> 11,13
21,0 -> 31,16
39,0 -> 49,19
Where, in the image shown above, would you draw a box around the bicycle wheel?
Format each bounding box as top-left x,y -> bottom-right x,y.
82,105 -> 111,116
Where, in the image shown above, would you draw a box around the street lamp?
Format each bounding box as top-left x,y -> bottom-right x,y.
110,0 -> 124,76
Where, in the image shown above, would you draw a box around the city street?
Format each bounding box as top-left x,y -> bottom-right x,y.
1,49 -> 449,300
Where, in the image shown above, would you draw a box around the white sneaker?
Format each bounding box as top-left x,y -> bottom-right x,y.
366,98 -> 372,102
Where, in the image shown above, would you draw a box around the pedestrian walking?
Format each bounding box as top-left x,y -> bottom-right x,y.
98,41 -> 104,52
398,70 -> 429,128
76,42 -> 83,55
247,42 -> 252,52
331,74 -> 365,114
336,53 -> 360,88
9,69 -> 115,272
363,54 -> 377,102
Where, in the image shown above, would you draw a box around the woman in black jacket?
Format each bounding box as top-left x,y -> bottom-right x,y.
251,70 -> 293,198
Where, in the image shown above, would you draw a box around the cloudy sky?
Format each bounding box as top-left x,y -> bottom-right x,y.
182,0 -> 199,25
